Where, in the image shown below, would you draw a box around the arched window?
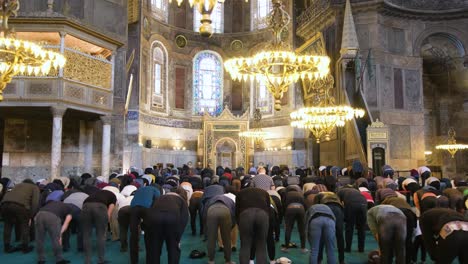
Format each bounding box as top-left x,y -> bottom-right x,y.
151,42 -> 167,111
254,80 -> 273,114
151,0 -> 168,22
193,51 -> 223,115
251,0 -> 272,30
194,2 -> 224,34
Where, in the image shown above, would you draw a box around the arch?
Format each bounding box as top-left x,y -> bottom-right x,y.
413,26 -> 468,56
149,40 -> 169,113
214,137 -> 238,169
193,50 -> 224,116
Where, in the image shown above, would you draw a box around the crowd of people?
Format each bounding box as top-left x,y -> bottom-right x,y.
0,161 -> 467,264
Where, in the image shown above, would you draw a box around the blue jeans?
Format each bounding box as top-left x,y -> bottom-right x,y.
308,216 -> 337,264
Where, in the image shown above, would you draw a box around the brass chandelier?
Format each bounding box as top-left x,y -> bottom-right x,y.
290,75 -> 365,143
0,0 -> 66,101
224,0 -> 330,111
435,127 -> 468,158
170,0 -> 248,37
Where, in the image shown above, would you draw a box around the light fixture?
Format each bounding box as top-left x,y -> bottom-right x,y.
239,108 -> 270,148
169,0 -> 248,37
224,0 -> 330,111
0,1 -> 66,101
290,75 -> 365,143
436,127 -> 468,158
424,151 -> 433,155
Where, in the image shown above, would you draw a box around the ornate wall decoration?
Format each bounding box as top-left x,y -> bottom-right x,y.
390,125 -> 411,159
63,48 -> 112,89
175,35 -> 187,49
230,40 -> 243,52
404,69 -> 422,111
140,112 -> 203,129
128,0 -> 139,24
64,85 -> 85,100
29,83 -> 52,95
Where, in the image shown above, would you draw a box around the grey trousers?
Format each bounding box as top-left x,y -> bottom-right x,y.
206,203 -> 232,262
35,211 -> 63,262
81,202 -> 108,264
239,208 -> 269,264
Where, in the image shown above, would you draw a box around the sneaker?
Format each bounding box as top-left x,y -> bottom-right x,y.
301,248 -> 309,254
56,260 -> 71,264
37,261 -> 46,264
281,247 -> 289,253
231,247 -> 236,252
218,247 -> 224,252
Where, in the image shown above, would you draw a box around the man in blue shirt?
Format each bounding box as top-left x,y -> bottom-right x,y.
129,185 -> 160,264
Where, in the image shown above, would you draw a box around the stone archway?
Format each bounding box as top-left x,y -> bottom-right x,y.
214,137 -> 238,169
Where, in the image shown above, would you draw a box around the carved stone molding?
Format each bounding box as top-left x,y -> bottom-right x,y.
100,115 -> 113,125
50,106 -> 67,117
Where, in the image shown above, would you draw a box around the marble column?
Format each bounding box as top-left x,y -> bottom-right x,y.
101,115 -> 112,181
84,121 -> 94,173
50,106 -> 67,180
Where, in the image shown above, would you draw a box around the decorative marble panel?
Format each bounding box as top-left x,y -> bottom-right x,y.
390,125 -> 411,159
64,85 -> 85,100
404,69 -> 422,111
379,65 -> 394,109
92,90 -> 110,107
29,83 -> 52,95
4,83 -> 16,95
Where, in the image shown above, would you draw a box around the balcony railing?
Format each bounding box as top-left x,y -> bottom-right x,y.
2,44 -> 113,112
297,0 -> 331,27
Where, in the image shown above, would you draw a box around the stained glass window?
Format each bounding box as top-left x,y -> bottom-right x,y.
193,51 -> 223,115
151,43 -> 166,108
194,1 -> 224,33
251,0 -> 272,30
255,80 -> 273,114
151,0 -> 168,22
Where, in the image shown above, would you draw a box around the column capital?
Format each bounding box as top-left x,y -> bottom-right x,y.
50,106 -> 67,117
59,31 -> 67,38
100,115 -> 113,125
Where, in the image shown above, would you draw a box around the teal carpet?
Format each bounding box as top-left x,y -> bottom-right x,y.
0,223 -> 433,263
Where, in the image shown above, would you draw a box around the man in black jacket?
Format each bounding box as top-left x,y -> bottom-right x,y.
142,188 -> 189,264
0,179 -> 40,253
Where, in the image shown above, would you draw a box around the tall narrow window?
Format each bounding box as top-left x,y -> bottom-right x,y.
251,0 -> 272,30
255,80 -> 273,114
151,42 -> 167,111
194,2 -> 224,33
193,51 -> 223,115
151,0 -> 168,22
